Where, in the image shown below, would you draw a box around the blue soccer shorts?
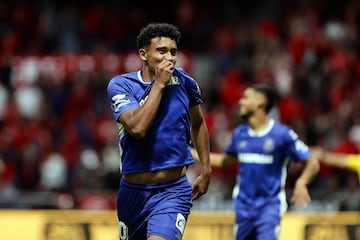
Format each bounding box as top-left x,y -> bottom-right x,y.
234,201 -> 283,240
117,176 -> 193,240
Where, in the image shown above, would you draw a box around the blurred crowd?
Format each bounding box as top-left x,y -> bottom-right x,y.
0,0 -> 360,210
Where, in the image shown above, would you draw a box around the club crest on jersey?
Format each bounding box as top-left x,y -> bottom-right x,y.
263,138 -> 274,152
239,140 -> 247,148
168,76 -> 180,86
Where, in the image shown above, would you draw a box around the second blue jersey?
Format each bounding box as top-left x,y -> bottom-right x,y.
107,68 -> 203,174
225,119 -> 311,211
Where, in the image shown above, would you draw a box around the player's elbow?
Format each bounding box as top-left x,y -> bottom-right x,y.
309,155 -> 320,173
127,126 -> 147,139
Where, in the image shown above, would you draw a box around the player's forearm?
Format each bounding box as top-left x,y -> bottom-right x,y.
296,155 -> 320,187
322,152 -> 349,168
121,82 -> 166,139
191,121 -> 211,174
190,147 -> 230,169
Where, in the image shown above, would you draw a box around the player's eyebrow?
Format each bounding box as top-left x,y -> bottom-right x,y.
156,46 -> 177,51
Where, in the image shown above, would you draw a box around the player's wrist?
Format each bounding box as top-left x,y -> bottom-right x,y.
153,79 -> 168,89
201,166 -> 212,176
295,178 -> 308,188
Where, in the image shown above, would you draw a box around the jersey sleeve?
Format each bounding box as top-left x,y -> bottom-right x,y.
178,68 -> 203,107
107,76 -> 140,122
224,128 -> 239,157
283,128 -> 311,162
347,155 -> 360,174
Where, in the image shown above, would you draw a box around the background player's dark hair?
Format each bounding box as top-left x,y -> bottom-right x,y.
136,22 -> 181,49
252,84 -> 278,113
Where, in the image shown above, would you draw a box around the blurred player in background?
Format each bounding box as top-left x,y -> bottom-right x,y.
192,84 -> 319,240
107,22 -> 211,240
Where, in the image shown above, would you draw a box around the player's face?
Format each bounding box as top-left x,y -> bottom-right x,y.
238,88 -> 263,117
141,37 -> 177,74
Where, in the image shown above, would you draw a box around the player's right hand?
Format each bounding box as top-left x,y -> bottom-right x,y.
155,59 -> 174,87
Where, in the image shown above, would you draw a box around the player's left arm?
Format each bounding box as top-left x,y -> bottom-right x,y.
291,152 -> 320,208
190,104 -> 211,200
284,130 -> 320,208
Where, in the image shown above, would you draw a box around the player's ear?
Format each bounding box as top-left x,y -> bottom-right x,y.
258,102 -> 265,110
257,95 -> 266,110
139,48 -> 147,61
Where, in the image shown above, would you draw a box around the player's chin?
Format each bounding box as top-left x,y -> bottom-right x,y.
239,110 -> 248,117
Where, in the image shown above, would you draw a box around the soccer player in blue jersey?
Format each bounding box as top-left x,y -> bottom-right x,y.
192,84 -> 319,240
107,23 -> 211,240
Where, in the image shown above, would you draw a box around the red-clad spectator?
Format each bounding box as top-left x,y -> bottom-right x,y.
219,68 -> 246,113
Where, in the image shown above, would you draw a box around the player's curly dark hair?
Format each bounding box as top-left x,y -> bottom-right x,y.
136,22 -> 181,49
252,84 -> 278,113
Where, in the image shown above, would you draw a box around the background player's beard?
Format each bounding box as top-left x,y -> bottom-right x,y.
239,108 -> 254,121
235,113 -> 249,125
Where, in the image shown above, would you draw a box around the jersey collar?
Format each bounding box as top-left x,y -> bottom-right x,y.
137,70 -> 152,84
248,119 -> 275,137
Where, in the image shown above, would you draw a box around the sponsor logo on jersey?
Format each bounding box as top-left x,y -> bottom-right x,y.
238,153 -> 274,164
112,94 -> 131,111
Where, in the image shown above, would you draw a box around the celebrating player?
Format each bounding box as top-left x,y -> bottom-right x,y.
192,84 -> 319,240
107,22 -> 211,240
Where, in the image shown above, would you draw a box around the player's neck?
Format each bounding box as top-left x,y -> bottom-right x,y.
248,114 -> 269,132
141,67 -> 154,83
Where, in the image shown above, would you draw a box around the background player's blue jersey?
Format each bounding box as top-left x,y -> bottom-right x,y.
225,119 -> 311,213
107,68 -> 203,174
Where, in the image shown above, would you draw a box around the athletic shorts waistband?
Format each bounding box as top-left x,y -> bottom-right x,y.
120,175 -> 188,190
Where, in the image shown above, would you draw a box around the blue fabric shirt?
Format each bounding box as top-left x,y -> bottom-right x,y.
225,119 -> 311,214
107,68 -> 203,174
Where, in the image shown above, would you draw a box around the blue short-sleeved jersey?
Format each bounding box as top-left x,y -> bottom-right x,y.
225,119 -> 311,239
225,119 -> 311,212
107,68 -> 203,174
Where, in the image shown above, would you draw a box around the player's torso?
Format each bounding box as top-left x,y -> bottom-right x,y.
117,69 -> 194,174
233,121 -> 289,204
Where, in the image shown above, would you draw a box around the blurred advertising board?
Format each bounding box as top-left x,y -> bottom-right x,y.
305,224 -> 360,240
0,210 -> 359,240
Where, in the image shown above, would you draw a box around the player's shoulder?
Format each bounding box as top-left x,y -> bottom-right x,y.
233,123 -> 250,135
109,71 -> 137,83
108,71 -> 138,88
272,120 -> 301,141
174,68 -> 195,81
272,120 -> 291,132
174,67 -> 187,75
